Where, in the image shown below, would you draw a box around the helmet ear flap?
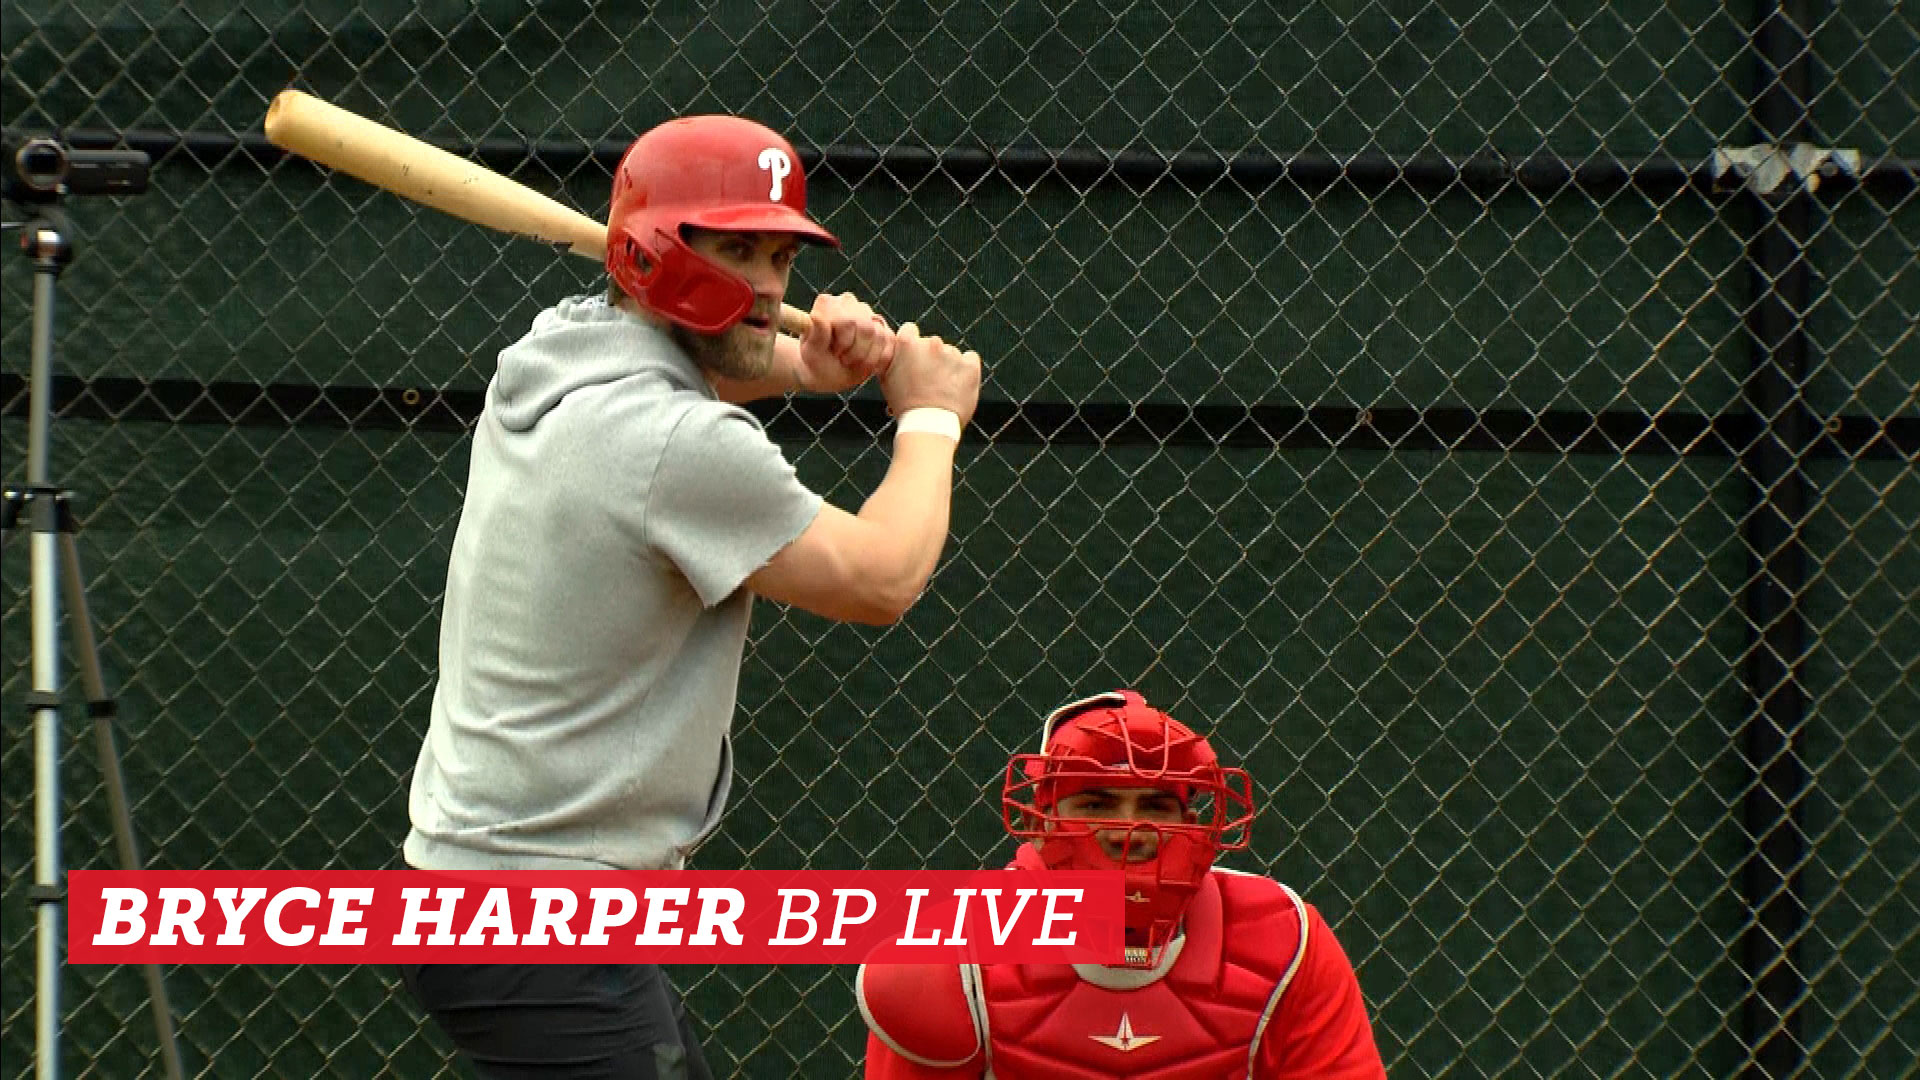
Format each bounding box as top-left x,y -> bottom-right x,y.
605,222 -> 650,302
607,222 -> 754,335
613,234 -> 657,290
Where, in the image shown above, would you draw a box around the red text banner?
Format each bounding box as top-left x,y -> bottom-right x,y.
69,869 -> 1126,965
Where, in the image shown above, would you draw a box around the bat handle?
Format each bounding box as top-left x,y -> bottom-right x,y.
777,304 -> 919,343
774,303 -> 904,377
777,304 -> 938,370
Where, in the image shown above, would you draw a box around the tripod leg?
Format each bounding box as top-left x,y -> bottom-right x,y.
56,527 -> 187,1080
27,507 -> 64,1080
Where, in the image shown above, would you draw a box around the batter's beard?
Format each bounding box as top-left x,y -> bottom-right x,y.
672,322 -> 777,382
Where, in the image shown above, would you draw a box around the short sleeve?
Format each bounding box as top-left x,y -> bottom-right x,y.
647,404 -> 823,607
1255,904 -> 1388,1080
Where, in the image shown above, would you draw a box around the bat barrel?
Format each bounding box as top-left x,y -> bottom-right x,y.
265,90 -> 818,342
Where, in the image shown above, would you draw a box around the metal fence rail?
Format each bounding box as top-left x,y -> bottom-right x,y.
3,2 -> 1914,1077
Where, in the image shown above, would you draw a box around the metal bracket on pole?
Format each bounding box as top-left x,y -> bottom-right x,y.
1712,143 -> 1862,197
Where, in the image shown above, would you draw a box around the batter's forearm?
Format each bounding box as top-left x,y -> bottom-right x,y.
854,433 -> 958,615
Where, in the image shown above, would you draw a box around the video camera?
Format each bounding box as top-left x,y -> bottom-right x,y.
3,136 -> 149,203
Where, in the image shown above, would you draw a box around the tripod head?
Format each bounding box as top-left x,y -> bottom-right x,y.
3,137 -> 147,268
4,136 -> 148,487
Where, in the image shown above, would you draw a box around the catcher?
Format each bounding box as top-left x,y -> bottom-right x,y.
858,690 -> 1388,1079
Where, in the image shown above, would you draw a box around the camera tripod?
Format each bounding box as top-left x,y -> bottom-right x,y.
5,181 -> 184,1079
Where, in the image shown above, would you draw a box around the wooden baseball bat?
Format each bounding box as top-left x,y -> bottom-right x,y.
263,89 -> 812,337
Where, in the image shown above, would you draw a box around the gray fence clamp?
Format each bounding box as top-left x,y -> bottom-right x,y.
1712,143 -> 1862,197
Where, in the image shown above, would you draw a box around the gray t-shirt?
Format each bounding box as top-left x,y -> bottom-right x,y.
405,295 -> 823,871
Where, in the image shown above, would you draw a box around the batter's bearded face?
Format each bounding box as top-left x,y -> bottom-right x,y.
674,227 -> 801,381
1051,786 -> 1193,863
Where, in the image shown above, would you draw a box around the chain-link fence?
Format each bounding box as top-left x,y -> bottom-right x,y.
3,1 -> 1914,1077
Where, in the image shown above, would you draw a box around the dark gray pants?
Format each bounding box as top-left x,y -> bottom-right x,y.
400,963 -> 712,1080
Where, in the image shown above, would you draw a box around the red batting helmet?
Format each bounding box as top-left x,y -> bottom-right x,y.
1001,690 -> 1255,968
605,115 -> 838,334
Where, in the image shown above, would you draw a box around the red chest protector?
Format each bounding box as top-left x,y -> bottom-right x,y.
859,865 -> 1310,1079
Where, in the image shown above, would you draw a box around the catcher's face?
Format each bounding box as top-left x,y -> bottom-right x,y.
1053,786 -> 1193,863
677,227 -> 802,380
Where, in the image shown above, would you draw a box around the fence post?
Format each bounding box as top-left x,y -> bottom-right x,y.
1737,2 -> 1820,1076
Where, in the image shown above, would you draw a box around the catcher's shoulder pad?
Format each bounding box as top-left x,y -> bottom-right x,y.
857,962 -> 985,1068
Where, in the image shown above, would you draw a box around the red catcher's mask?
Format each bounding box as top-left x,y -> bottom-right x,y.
1001,690 -> 1254,968
604,115 -> 838,334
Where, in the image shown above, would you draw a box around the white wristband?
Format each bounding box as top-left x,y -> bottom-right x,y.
895,407 -> 963,443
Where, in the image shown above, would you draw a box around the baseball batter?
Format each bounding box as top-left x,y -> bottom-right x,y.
398,114 -> 982,1078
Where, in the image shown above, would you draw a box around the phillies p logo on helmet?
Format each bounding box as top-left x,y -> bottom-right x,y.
758,147 -> 792,202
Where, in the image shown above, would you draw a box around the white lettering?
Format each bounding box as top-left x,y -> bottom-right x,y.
458,888 -> 519,946
152,887 -> 205,946
688,888 -> 744,946
319,887 -> 373,946
523,888 -> 577,946
824,889 -> 876,945
979,888 -> 1038,946
896,889 -> 941,945
393,887 -> 464,946
213,887 -> 266,945
93,888 -> 147,946
635,888 -> 688,946
947,888 -> 974,946
1036,888 -> 1081,946
264,887 -> 321,947
582,887 -> 637,946
770,889 -> 819,945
